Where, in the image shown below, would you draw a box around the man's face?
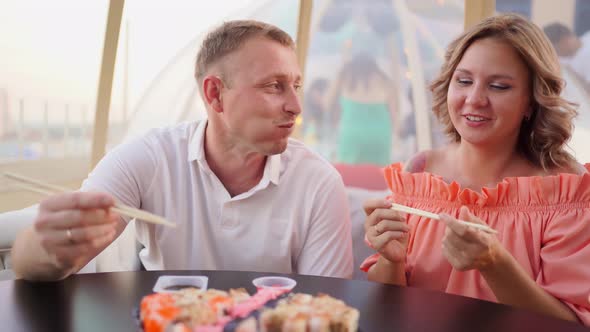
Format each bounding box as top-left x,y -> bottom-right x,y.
216,37 -> 302,155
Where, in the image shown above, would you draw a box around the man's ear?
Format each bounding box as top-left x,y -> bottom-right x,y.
202,76 -> 224,113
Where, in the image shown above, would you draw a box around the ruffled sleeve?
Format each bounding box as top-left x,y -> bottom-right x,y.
535,170 -> 590,324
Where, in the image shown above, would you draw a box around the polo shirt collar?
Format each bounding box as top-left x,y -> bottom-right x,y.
188,119 -> 281,186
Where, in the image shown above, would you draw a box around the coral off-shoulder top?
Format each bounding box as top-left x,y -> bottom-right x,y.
361,163 -> 590,324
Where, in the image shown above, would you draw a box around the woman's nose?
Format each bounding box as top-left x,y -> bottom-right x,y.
465,85 -> 489,108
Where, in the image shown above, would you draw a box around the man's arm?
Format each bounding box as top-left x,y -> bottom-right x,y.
12,133 -> 158,281
11,193 -> 125,281
295,172 -> 353,279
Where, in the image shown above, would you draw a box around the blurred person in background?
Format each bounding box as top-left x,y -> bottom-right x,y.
302,78 -> 336,157
325,53 -> 401,166
544,22 -> 590,88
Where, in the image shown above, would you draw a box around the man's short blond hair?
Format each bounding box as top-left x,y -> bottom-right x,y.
195,20 -> 295,85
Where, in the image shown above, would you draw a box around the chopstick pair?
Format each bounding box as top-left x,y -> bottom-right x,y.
390,203 -> 498,234
2,172 -> 176,228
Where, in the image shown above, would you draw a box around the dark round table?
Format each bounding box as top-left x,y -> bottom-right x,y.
1,270 -> 587,332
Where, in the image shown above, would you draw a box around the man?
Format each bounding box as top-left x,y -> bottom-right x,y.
11,20 -> 353,281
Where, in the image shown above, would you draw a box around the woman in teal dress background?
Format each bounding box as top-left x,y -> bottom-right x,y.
326,53 -> 400,166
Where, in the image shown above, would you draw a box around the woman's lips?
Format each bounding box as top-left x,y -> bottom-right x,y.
463,114 -> 491,128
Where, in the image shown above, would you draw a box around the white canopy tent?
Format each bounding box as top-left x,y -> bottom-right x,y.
2,0 -> 590,212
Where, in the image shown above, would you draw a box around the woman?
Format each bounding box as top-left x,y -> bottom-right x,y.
361,14 -> 590,324
327,53 -> 400,165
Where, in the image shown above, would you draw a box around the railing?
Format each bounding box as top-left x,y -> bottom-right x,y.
0,92 -> 127,212
0,92 -> 127,163
0,93 -> 91,161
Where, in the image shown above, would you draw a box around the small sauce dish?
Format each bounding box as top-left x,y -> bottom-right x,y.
153,275 -> 208,293
252,276 -> 296,291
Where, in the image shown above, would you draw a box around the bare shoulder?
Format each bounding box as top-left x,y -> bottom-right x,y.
571,162 -> 589,175
403,151 -> 429,173
560,162 -> 588,175
545,161 -> 588,176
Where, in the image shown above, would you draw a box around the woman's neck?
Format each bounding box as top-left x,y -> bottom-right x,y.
451,141 -> 529,189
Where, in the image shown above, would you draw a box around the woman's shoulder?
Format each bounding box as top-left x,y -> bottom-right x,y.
544,161 -> 589,176
506,161 -> 590,206
562,162 -> 589,175
403,148 -> 450,173
403,151 -> 428,173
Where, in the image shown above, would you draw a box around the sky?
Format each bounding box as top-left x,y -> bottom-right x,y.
0,0 -> 262,124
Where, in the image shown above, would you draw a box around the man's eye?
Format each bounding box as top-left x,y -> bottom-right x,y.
267,82 -> 282,90
294,84 -> 302,91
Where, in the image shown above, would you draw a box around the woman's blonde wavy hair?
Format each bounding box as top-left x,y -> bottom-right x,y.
430,14 -> 577,170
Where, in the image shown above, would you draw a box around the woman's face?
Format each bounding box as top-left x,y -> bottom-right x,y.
447,38 -> 531,148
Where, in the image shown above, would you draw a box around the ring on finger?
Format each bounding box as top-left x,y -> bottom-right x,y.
66,228 -> 75,244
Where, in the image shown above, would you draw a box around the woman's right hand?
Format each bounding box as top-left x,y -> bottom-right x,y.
363,199 -> 410,263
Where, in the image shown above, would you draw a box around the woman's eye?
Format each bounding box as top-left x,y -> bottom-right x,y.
294,84 -> 302,92
490,84 -> 510,90
456,78 -> 472,85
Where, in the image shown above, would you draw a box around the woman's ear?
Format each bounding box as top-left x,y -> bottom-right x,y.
202,76 -> 225,113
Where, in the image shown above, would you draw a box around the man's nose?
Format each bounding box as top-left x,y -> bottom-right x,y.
284,86 -> 302,116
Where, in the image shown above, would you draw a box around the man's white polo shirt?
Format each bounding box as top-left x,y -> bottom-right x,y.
82,120 -> 353,278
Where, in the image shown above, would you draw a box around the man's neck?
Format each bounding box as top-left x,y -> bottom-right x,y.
204,122 -> 267,197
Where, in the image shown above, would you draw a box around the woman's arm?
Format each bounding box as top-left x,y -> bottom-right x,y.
440,208 -> 578,322
385,78 -> 401,137
322,70 -> 344,114
367,256 -> 407,286
481,247 -> 578,322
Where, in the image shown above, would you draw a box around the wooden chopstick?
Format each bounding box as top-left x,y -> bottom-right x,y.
3,172 -> 176,228
391,203 -> 498,234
